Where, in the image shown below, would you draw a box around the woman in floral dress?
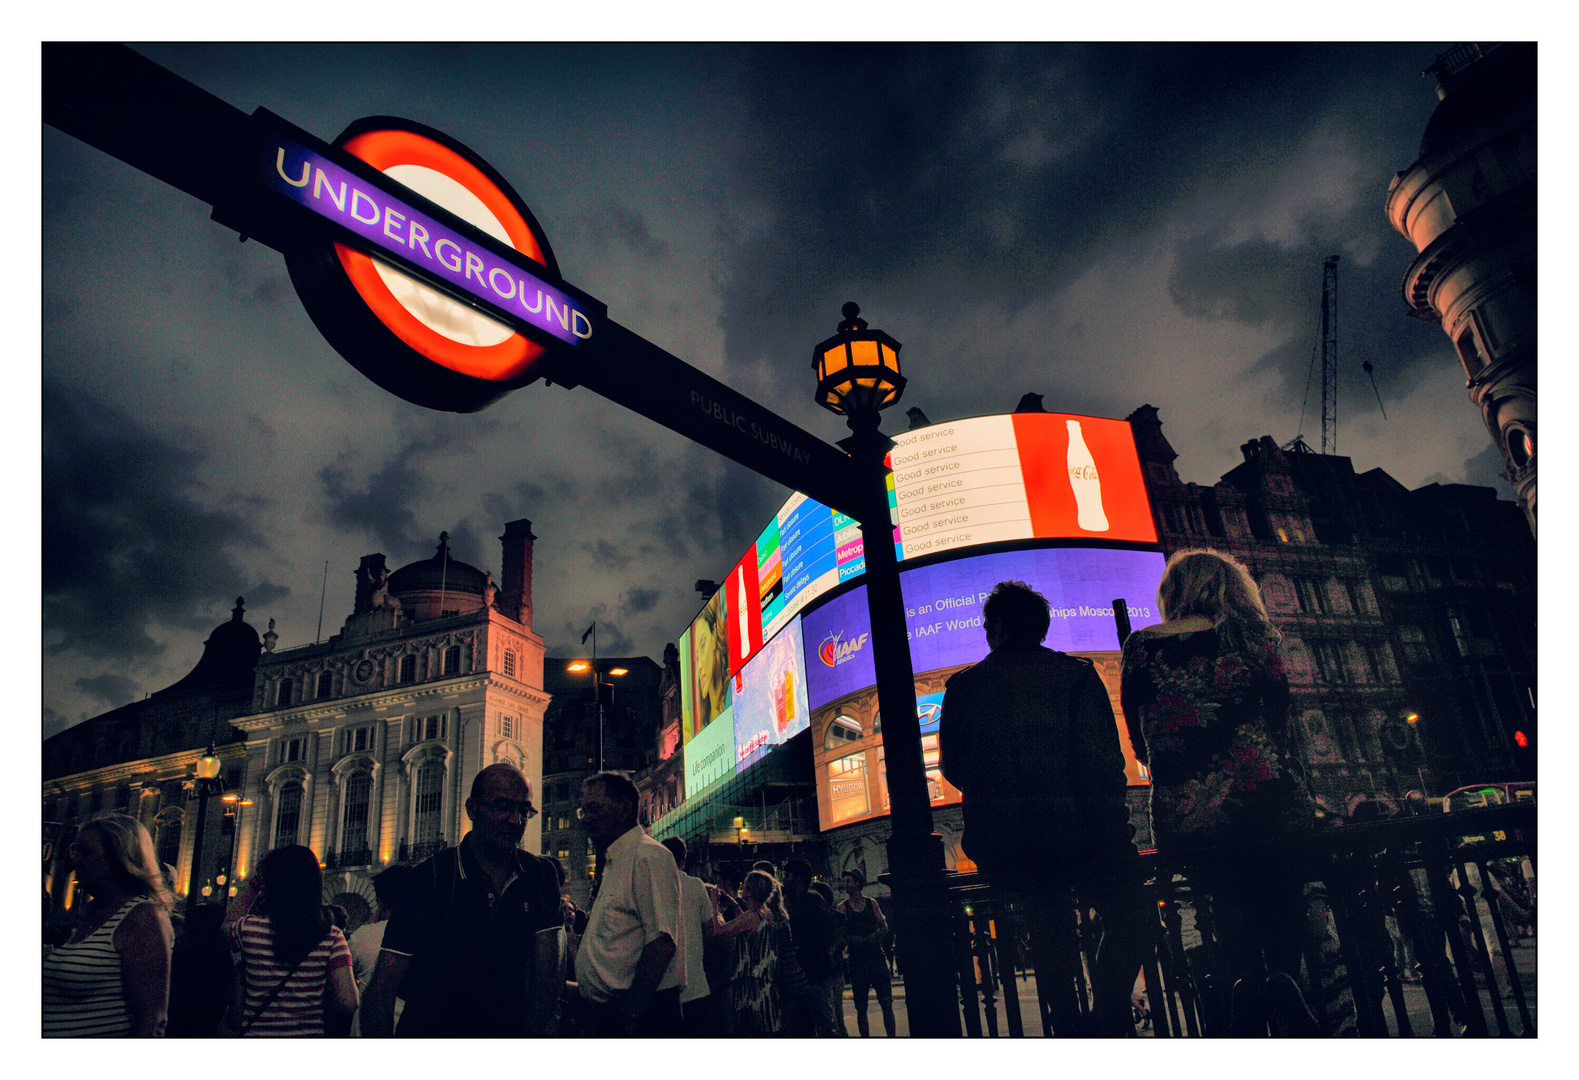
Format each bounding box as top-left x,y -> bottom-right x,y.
1120,549 -> 1322,1035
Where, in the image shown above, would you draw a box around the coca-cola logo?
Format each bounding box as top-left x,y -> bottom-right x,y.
818,632 -> 870,668
1068,465 -> 1100,480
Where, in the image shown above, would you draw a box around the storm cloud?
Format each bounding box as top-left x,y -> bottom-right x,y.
42,42 -> 1514,734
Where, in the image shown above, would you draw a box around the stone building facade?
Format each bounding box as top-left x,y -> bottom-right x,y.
1386,43 -> 1536,533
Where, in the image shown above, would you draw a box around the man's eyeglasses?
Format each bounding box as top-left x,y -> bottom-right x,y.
482,798 -> 538,820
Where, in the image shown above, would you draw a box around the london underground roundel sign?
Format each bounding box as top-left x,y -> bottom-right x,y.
281,116 -> 581,412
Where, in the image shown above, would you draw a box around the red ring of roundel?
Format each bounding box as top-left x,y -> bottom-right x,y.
335,128 -> 550,383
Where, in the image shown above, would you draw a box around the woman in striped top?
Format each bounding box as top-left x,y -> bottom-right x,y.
224,846 -> 357,1036
43,812 -> 175,1037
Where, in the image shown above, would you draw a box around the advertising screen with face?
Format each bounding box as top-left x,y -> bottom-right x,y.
732,617 -> 811,773
680,589 -> 732,746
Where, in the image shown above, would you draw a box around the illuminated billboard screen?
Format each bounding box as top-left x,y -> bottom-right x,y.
888,412 -> 1156,558
684,704 -> 736,801
803,547 -> 1166,712
732,617 -> 811,772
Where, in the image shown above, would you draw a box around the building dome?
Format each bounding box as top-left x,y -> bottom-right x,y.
156,597 -> 263,695
388,533 -> 490,618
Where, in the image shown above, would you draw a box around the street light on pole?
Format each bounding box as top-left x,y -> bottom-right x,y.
188,745 -> 224,906
812,301 -> 959,1036
569,627 -> 627,773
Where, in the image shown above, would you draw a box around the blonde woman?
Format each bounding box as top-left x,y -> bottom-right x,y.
43,813 -> 175,1036
1120,549 -> 1321,1035
718,869 -> 794,1035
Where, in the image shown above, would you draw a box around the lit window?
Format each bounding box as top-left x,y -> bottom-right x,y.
340,772 -> 371,857
412,761 -> 443,847
274,782 -> 303,849
501,714 -> 516,740
157,818 -> 183,870
829,751 -> 869,824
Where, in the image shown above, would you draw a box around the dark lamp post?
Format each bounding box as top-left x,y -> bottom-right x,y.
568,657 -> 625,772
812,302 -> 959,1036
188,745 -> 225,906
812,302 -> 906,419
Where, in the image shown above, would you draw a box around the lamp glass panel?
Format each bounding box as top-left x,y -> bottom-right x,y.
850,339 -> 880,366
821,346 -> 848,376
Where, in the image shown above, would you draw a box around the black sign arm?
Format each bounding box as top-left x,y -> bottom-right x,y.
565,320 -> 865,520
43,43 -> 869,523
43,43 -> 252,211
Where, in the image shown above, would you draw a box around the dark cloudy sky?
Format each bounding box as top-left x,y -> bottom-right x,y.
41,42 -> 1512,738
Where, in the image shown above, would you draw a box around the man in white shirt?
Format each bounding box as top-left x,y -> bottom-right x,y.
662,836 -> 721,1036
573,771 -> 686,1036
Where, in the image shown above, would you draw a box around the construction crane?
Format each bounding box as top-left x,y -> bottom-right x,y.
1287,255 -> 1342,454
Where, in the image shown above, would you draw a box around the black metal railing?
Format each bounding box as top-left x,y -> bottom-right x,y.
335,846 -> 374,868
941,803 -> 1535,1037
397,839 -> 447,864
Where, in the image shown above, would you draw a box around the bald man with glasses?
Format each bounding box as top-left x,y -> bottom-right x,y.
361,763 -> 565,1037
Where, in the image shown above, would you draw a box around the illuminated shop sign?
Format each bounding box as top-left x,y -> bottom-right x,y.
802,546 -> 1166,712
266,135 -> 594,348
731,617 -> 810,773
887,412 -> 1156,557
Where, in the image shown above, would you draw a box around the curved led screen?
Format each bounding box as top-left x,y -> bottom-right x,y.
803,547 -> 1166,712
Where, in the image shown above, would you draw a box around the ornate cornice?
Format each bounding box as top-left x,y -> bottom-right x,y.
235,674 -> 546,731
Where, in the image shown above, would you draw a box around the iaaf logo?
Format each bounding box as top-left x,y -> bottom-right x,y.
818,631 -> 871,668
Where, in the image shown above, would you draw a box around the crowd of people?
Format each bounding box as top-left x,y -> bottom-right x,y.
45,548 -> 1473,1038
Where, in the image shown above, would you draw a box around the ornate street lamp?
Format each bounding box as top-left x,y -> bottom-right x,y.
810,302 -> 958,1036
187,745 -> 225,905
812,302 -> 906,422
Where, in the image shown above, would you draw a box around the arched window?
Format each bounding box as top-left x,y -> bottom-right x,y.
412,760 -> 443,848
274,781 -> 304,849
339,771 -> 372,862
825,715 -> 863,750
443,646 -> 461,675
157,817 -> 183,870
316,670 -> 334,698
399,655 -> 417,683
277,679 -> 294,707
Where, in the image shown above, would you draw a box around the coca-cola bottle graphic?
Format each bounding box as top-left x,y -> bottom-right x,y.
1066,419 -> 1110,531
736,571 -> 751,662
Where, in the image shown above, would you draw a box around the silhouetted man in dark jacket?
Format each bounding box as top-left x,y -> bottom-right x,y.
939,579 -> 1149,1036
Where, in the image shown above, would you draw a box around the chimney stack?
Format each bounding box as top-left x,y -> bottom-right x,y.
498,519 -> 537,627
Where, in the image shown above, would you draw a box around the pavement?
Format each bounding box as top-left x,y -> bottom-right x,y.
831,938 -> 1537,1037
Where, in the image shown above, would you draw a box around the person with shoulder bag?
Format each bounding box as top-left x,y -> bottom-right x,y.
223,846 -> 358,1036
